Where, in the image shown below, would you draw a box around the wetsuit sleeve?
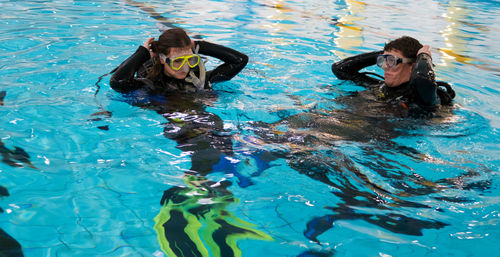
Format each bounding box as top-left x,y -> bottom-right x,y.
195,41 -> 248,83
331,51 -> 383,87
110,46 -> 151,93
409,53 -> 437,111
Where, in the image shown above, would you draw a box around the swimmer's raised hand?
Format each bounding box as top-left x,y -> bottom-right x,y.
143,37 -> 156,58
417,45 -> 431,58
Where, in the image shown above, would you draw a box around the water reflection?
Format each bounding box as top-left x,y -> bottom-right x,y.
1,140 -> 37,170
333,0 -> 367,60
439,0 -> 500,73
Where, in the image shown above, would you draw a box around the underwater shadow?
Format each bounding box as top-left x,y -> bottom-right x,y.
245,101 -> 491,243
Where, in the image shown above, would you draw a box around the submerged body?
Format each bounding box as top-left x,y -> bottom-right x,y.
109,29 -> 271,256
254,39 -> 456,151
110,32 -> 248,174
244,38 -> 458,243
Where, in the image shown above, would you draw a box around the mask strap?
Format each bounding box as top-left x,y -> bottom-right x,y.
193,43 -> 200,54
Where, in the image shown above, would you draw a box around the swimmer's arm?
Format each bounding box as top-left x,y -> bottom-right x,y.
331,51 -> 383,87
195,41 -> 249,83
110,46 -> 151,93
409,51 -> 438,110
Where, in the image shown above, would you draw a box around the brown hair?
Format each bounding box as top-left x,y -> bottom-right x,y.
384,36 -> 423,61
147,28 -> 191,80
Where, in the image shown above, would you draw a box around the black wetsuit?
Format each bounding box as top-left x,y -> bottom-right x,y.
109,41 -> 248,174
249,52 -> 456,242
251,52 -> 457,146
110,40 -> 248,94
331,51 -> 455,118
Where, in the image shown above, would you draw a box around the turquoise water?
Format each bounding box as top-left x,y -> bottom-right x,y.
1,0 -> 499,256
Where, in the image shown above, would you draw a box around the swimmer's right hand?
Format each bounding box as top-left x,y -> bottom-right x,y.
143,37 -> 155,58
417,45 -> 431,58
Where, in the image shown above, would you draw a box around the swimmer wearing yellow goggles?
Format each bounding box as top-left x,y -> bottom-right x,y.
159,53 -> 200,71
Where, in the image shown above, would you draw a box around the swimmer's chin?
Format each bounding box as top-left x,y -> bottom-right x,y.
172,72 -> 188,80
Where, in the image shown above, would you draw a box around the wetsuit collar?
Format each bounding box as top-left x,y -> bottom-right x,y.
383,81 -> 412,98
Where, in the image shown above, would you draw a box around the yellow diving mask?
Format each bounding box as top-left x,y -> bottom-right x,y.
160,53 -> 200,71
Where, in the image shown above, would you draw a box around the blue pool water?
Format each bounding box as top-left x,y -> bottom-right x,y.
1,0 -> 499,256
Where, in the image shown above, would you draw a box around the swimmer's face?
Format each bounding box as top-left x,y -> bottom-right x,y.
161,47 -> 193,80
382,49 -> 414,87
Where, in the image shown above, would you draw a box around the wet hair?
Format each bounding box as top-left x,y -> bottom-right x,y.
383,36 -> 423,60
147,28 -> 191,79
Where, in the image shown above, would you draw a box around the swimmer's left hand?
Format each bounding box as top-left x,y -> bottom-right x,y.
191,39 -> 198,51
